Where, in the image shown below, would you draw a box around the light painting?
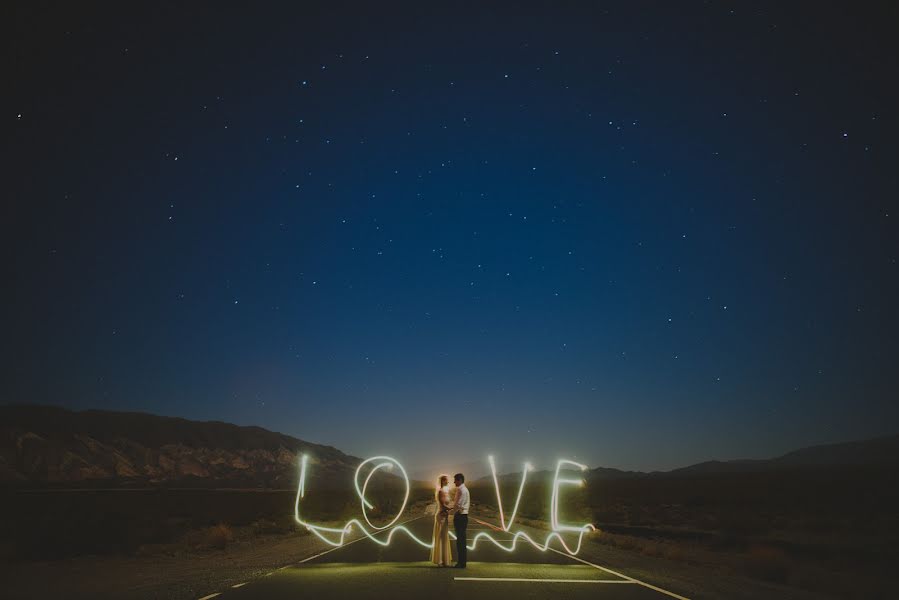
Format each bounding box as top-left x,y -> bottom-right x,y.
294,453 -> 596,556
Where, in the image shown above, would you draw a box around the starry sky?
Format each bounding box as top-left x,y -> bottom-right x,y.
7,2 -> 898,471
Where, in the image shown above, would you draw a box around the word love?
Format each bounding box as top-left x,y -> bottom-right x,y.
294,454 -> 596,555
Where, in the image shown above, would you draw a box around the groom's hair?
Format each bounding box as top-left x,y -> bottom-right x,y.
454,473 -> 464,483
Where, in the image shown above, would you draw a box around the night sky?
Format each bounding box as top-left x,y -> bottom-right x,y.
8,3 -> 898,471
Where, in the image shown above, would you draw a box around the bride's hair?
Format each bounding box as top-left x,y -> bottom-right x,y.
437,474 -> 449,485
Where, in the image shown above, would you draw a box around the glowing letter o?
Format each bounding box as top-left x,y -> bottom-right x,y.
354,456 -> 410,530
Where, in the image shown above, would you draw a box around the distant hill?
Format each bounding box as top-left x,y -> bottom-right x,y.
773,434 -> 899,466
4,404 -> 896,487
664,434 -> 899,476
589,466 -> 645,479
478,434 -> 899,485
0,404 -> 360,487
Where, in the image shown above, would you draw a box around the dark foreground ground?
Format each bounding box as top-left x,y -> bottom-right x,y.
2,478 -> 896,599
1,510 -> 838,600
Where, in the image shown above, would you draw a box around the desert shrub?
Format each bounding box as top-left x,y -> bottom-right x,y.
205,523 -> 234,548
641,541 -> 665,557
743,544 -> 791,583
662,544 -> 686,561
183,523 -> 233,550
252,518 -> 287,535
719,512 -> 770,538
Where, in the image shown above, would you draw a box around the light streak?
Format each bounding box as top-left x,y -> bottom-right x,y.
294,453 -> 595,556
549,459 -> 595,554
295,454 -> 432,549
357,457 -> 409,530
298,453 -> 308,499
464,528 -> 593,554
487,455 -> 532,531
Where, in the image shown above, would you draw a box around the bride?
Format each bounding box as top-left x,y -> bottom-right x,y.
430,475 -> 453,566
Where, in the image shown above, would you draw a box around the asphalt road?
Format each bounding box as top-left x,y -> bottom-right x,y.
203,515 -> 691,600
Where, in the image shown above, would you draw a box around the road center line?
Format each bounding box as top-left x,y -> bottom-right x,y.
472,516 -> 690,600
455,577 -> 636,584
547,547 -> 691,600
197,594 -> 221,600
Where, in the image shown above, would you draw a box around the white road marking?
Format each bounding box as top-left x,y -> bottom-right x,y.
197,594 -> 221,600
297,533 -> 370,564
455,577 -> 636,584
285,512 -> 691,599
473,515 -> 691,600
548,547 -> 691,600
231,582 -> 247,588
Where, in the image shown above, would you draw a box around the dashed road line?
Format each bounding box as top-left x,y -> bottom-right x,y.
455,577 -> 637,584
196,514 -> 689,599
206,515 -> 430,597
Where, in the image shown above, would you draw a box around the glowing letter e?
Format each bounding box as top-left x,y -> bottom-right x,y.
550,459 -> 588,532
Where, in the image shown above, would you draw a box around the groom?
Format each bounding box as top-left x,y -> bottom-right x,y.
451,472 -> 470,568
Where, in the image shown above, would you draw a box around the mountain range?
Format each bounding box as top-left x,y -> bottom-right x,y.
2,404 -> 896,487
0,404 -> 358,487
581,433 -> 899,481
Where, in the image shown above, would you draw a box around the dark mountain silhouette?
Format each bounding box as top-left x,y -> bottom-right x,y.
3,404 -> 896,487
479,434 -> 899,484
773,434 -> 899,466
666,433 -> 899,476
588,466 -> 645,479
0,404 -> 359,487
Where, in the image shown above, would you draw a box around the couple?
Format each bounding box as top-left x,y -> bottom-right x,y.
430,472 -> 470,568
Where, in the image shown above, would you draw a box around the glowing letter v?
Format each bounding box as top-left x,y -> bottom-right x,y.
488,455 -> 532,532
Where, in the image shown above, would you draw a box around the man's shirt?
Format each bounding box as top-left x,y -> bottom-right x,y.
453,483 -> 470,514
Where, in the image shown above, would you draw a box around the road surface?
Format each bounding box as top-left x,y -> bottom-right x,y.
199,515 -> 691,600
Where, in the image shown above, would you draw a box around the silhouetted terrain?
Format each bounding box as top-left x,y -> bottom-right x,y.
479,436 -> 899,599
0,405 -> 434,562
7,404 -> 896,488
663,434 -> 899,475
0,404 -> 358,487
2,405 -> 897,598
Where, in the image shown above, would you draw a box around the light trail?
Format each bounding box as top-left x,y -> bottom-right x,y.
487,455 -> 532,531
294,454 -> 595,555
